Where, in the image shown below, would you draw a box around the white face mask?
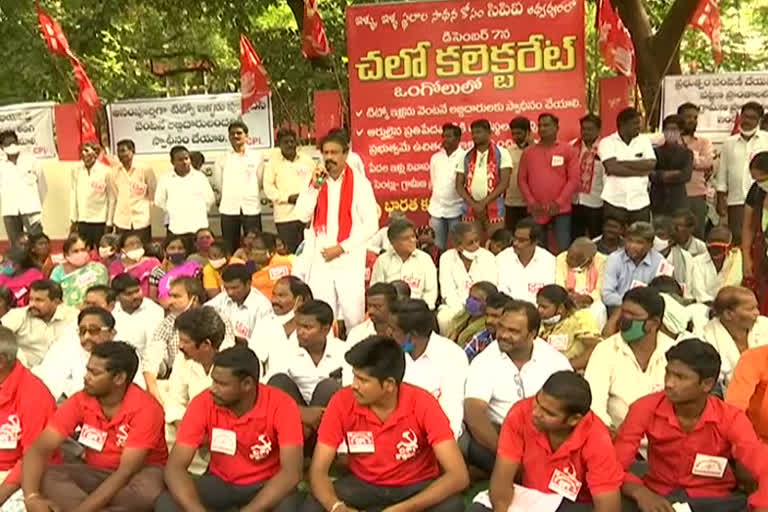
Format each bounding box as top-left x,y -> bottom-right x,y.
3,144 -> 20,156
274,310 -> 295,325
210,258 -> 227,270
542,314 -> 561,325
741,127 -> 758,137
461,249 -> 479,261
98,247 -> 115,259
653,236 -> 669,253
124,248 -> 144,261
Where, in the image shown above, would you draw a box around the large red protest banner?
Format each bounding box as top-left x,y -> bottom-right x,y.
346,0 -> 587,220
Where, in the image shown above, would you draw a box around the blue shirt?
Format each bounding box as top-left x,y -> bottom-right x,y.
601,249 -> 665,307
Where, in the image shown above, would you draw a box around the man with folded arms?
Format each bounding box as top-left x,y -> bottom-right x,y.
155,346 -> 303,512
469,371 -> 623,512
22,341 -> 167,512
615,338 -> 768,512
304,336 -> 469,512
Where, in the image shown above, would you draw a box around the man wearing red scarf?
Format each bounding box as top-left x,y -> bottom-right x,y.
294,133 -> 378,334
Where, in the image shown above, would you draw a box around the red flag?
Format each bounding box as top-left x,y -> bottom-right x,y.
690,0 -> 723,64
731,112 -> 741,135
240,35 -> 271,114
597,0 -> 635,77
35,3 -> 76,60
302,0 -> 332,59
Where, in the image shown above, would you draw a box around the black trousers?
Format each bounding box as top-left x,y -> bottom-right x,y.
154,473 -> 302,512
4,213 -> 42,245
301,474 -> 464,512
221,213 -> 262,254
459,429 -> 497,475
276,221 -> 305,254
504,206 -> 528,232
603,202 -> 651,226
77,221 -> 107,250
571,205 -> 603,239
115,225 -> 152,244
621,489 -> 747,512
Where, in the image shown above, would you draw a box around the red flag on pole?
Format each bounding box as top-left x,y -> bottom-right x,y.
731,112 -> 741,135
302,0 -> 332,59
35,3 -> 76,60
690,0 -> 723,64
597,0 -> 635,77
240,35 -> 271,115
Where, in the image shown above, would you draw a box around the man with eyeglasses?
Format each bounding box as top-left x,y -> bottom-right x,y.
33,306 -> 146,401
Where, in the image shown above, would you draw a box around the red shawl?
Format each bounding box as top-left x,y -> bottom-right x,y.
463,144 -> 504,222
573,139 -> 600,194
313,164 -> 354,243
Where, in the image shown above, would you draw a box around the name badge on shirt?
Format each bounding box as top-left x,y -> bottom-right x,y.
692,454 -> 728,478
403,276 -> 422,291
78,424 -> 108,452
657,260 -> 675,277
130,181 -> 147,196
268,265 -> 290,281
548,334 -> 569,351
210,428 -> 237,455
234,321 -> 251,339
630,280 -> 647,290
551,155 -> 564,167
90,181 -> 106,193
346,431 -> 375,454
528,283 -> 544,295
548,467 -> 582,502
0,415 -> 20,450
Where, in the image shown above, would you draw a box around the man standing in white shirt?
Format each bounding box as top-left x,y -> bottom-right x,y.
455,119 -> 511,242
571,113 -> 604,239
346,282 -> 397,346
70,141 -> 114,250
387,298 -> 469,438
213,121 -> 265,253
110,273 -> 163,357
598,107 -> 657,225
716,102 -> 768,244
262,128 -> 315,253
205,263 -> 274,343
462,300 -> 571,472
155,145 -> 215,249
371,219 -> 438,308
496,217 -> 556,303
110,139 -> 156,244
0,130 -> 46,244
267,300 -> 346,444
428,124 -> 465,250
293,133 -> 379,332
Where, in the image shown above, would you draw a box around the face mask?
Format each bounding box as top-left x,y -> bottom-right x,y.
402,336 -> 415,354
3,145 -> 20,156
542,314 -> 561,326
663,130 -> 681,144
465,296 -> 484,316
98,247 -> 114,259
741,127 -> 758,137
66,252 -> 90,267
461,249 -> 479,261
210,258 -> 227,270
167,252 -> 186,264
196,239 -> 213,251
653,236 -> 669,252
124,248 -> 144,261
620,317 -> 647,344
0,265 -> 13,276
183,296 -> 197,313
274,310 -> 295,325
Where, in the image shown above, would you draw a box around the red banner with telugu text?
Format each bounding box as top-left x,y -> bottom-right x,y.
347,0 -> 586,220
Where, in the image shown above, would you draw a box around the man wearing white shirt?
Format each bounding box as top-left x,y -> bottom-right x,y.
598,107 -> 656,225
437,222 -> 497,332
690,226 -> 743,304
0,130 -> 46,243
386,299 -> 468,439
371,219 -> 438,309
293,133 -> 379,332
267,300 -> 345,443
110,273 -> 164,357
155,145 -> 215,246
110,139 -> 156,243
213,121 -> 265,253
205,263 -> 274,343
346,282 -> 397,347
571,113 -> 604,239
462,300 -> 571,472
33,306 -> 145,400
70,141 -> 114,249
496,217 -> 555,304
428,124 -> 466,250
716,102 -> 768,244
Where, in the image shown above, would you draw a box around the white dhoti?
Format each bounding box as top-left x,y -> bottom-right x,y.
301,247 -> 366,329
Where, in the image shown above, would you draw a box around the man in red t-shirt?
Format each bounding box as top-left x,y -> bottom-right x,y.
22,341 -> 167,512
156,346 -> 304,512
468,371 -> 623,512
304,335 -> 469,512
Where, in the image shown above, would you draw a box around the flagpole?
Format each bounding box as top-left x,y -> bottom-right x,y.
19,18 -> 78,102
330,58 -> 349,128
646,33 -> 685,128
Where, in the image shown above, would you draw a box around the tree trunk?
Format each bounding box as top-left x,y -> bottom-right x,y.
612,0 -> 700,127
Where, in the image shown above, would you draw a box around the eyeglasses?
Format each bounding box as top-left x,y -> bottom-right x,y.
78,326 -> 110,336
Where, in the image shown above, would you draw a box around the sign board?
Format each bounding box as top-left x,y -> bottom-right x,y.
346,0 -> 586,219
0,102 -> 57,158
107,93 -> 274,155
661,72 -> 768,140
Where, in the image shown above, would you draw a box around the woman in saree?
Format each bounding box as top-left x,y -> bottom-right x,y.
109,232 -> 161,296
0,246 -> 44,306
50,233 -> 108,307
28,232 -> 54,277
742,152 -> 768,314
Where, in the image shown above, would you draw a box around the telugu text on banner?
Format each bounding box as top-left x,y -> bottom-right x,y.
346,0 -> 587,217
0,102 -> 57,158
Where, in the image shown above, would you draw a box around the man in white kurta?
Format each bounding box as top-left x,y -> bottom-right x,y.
690,226 -> 743,303
293,134 -> 378,330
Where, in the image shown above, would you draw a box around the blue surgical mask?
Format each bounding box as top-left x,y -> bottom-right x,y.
465,296 -> 484,317
402,336 -> 415,354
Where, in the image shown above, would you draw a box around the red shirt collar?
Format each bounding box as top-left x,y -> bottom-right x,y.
527,401 -> 600,457
212,384 -> 271,427
655,394 -> 720,430
80,383 -> 143,428
350,382 -> 419,429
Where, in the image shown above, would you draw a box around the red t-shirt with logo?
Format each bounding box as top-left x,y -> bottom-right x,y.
498,398 -> 624,503
176,385 -> 303,485
0,361 -> 59,484
317,383 -> 454,486
49,384 -> 168,470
